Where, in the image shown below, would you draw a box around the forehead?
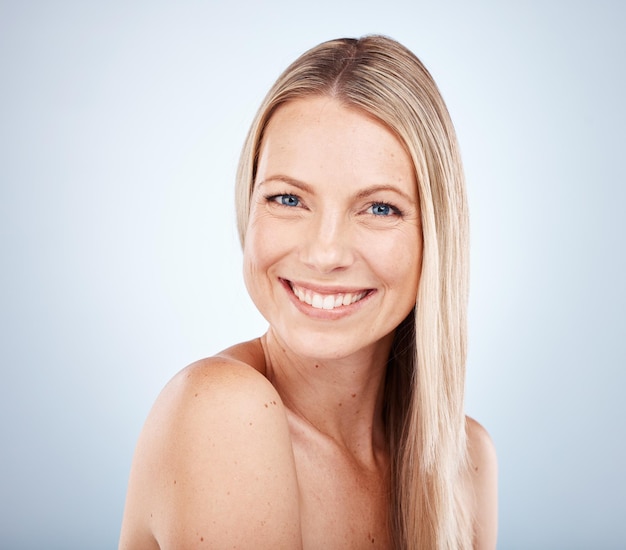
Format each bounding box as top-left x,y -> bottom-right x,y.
257,96 -> 416,193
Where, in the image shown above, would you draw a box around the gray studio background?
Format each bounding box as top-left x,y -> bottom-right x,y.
1,1 -> 624,548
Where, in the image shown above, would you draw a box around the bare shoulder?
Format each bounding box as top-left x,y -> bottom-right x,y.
119,354 -> 301,550
466,416 -> 497,474
465,416 -> 498,550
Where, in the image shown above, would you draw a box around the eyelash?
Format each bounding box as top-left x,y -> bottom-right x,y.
367,202 -> 403,217
263,194 -> 403,217
264,193 -> 301,207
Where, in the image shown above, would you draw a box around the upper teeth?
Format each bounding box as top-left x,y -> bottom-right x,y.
291,283 -> 368,310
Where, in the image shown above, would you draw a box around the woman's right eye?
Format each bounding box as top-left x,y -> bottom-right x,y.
268,194 -> 300,207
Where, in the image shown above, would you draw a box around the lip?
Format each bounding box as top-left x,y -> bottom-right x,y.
279,278 -> 375,319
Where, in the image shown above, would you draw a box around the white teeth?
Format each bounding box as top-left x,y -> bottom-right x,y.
290,283 -> 367,310
293,286 -> 304,301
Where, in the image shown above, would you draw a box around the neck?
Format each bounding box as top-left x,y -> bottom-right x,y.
260,328 -> 393,463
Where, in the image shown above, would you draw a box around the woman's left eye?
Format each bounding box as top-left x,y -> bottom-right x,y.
368,203 -> 398,216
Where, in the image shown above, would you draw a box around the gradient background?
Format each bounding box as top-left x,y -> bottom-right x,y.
1,1 -> 625,548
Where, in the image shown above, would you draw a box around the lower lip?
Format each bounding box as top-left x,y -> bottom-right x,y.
279,279 -> 375,320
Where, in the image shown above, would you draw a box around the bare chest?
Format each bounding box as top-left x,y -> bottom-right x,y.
290,438 -> 391,549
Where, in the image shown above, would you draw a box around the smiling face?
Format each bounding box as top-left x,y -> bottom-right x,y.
243,96 -> 422,361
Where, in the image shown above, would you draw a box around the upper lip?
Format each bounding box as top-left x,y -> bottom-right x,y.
281,278 -> 373,295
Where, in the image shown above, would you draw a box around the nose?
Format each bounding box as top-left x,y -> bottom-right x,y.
299,210 -> 355,273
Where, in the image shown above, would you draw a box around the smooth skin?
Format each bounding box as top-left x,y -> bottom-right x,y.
119,97 -> 497,549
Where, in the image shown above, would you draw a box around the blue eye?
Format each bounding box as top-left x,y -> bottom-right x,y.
280,194 -> 300,207
370,203 -> 393,216
266,194 -> 300,207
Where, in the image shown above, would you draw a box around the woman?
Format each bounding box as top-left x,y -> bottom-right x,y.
119,35 -> 497,549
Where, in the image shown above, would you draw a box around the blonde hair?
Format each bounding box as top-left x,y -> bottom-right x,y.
235,36 -> 471,549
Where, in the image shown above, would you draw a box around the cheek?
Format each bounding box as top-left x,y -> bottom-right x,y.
242,228 -> 267,292
242,214 -> 286,287
390,256 -> 421,299
364,228 -> 422,288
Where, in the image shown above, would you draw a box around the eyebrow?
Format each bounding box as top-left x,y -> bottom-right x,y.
256,175 -> 313,193
256,175 -> 416,203
355,185 -> 415,204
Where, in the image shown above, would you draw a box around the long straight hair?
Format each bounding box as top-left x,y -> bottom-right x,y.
235,36 -> 472,549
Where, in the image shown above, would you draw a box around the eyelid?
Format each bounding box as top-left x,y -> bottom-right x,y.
263,192 -> 302,207
367,201 -> 403,216
262,191 -> 404,216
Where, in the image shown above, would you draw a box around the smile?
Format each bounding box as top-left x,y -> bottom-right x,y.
288,281 -> 370,310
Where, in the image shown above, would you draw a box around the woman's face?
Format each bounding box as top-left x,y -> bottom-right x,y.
243,96 -> 422,360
